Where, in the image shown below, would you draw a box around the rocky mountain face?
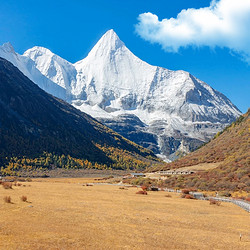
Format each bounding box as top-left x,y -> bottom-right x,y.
0,57 -> 156,166
154,110 -> 250,192
0,30 -> 241,160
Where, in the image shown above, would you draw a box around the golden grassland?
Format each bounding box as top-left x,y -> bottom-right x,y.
0,178 -> 250,249
175,162 -> 222,172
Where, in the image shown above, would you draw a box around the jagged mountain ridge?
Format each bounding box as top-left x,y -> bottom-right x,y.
0,30 -> 241,159
0,57 -> 157,167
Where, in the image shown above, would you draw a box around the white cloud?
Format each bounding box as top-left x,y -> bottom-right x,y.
135,0 -> 250,63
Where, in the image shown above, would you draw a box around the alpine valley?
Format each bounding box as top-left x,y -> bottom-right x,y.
0,30 -> 241,161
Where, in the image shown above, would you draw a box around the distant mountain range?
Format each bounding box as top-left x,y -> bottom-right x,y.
154,109 -> 250,191
0,30 -> 241,160
0,57 -> 157,171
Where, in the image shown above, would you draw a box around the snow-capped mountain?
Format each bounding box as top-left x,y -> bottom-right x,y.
0,42 -> 66,100
23,46 -> 76,98
0,30 -> 241,160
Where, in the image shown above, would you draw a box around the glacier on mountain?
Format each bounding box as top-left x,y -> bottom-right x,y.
0,30 -> 241,160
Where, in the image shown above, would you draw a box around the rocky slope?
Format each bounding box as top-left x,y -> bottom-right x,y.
0,30 -> 241,160
0,57 -> 157,170
154,110 -> 250,191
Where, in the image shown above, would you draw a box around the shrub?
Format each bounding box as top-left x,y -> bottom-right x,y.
185,194 -> 195,199
238,196 -> 246,200
3,196 -> 11,203
17,177 -> 26,182
218,191 -> 231,197
2,182 -> 12,189
86,183 -> 93,186
131,178 -> 155,188
165,194 -> 172,198
182,189 -> 190,194
141,185 -> 148,191
20,196 -> 27,202
136,190 -> 147,195
209,199 -> 221,206
181,194 -> 195,199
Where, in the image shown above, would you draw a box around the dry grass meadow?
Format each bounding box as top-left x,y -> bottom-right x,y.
0,178 -> 249,249
176,162 -> 221,172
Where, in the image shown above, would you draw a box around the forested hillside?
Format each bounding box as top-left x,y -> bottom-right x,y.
153,110 -> 250,191
0,57 -> 159,175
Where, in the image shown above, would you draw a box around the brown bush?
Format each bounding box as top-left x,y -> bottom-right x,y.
136,190 -> 147,195
185,194 -> 195,199
2,182 -> 12,189
20,196 -> 27,202
209,199 -> 221,206
218,191 -> 231,197
182,189 -> 190,194
181,194 -> 195,199
17,183 -> 22,186
86,183 -> 93,186
245,197 -> 250,202
3,196 -> 11,203
237,196 -> 246,200
165,194 -> 172,198
4,176 -> 16,182
17,177 -> 26,182
141,185 -> 148,191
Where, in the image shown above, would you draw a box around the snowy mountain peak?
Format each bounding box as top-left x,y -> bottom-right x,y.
23,46 -> 77,91
95,29 -> 124,50
0,42 -> 67,101
78,29 -> 125,61
24,46 -> 54,58
1,42 -> 15,53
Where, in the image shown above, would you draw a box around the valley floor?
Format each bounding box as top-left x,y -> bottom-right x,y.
0,178 -> 249,249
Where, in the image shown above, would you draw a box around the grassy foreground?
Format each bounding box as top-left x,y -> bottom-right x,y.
0,178 -> 249,249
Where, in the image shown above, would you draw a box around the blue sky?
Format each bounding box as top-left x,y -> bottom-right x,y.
0,0 -> 249,112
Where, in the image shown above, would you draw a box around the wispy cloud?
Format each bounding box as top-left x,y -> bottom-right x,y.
135,0 -> 250,64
